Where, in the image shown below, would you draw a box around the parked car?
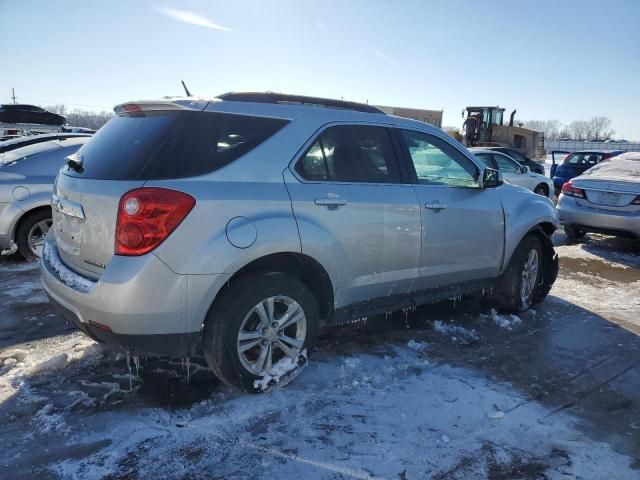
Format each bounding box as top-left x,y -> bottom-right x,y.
0,133 -> 92,154
473,146 -> 545,174
470,148 -> 553,197
557,152 -> 640,240
0,136 -> 90,259
41,92 -> 559,393
0,104 -> 66,125
551,149 -> 624,196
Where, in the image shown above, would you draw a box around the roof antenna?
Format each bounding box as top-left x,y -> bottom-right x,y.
181,81 -> 192,97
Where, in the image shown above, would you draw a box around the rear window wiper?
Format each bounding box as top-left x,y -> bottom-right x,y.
65,153 -> 84,173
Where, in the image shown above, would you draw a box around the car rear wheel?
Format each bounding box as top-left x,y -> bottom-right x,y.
564,225 -> 586,240
533,184 -> 549,197
202,272 -> 319,393
487,235 -> 544,313
16,209 -> 52,260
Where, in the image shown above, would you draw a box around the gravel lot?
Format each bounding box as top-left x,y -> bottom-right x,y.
1,231 -> 639,479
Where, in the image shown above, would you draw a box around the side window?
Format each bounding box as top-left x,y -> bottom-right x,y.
492,154 -> 521,173
474,153 -> 496,169
504,149 -> 527,164
296,125 -> 401,183
401,130 -> 479,188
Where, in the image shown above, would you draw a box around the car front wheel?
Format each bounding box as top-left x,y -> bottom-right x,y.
488,234 -> 545,313
202,272 -> 319,393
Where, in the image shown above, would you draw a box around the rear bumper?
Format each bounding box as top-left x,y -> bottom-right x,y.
41,235 -> 229,356
45,291 -> 200,356
557,195 -> 640,237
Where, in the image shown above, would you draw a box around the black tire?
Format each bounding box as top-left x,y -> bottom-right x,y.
488,235 -> 544,313
564,225 -> 586,240
202,271 -> 319,393
15,209 -> 52,260
533,183 -> 549,197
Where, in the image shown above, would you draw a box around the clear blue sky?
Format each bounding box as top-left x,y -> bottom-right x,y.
2,0 -> 639,139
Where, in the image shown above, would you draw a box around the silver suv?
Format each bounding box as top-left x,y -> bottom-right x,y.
41,93 -> 559,392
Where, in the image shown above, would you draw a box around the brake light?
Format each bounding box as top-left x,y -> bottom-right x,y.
115,188 -> 195,256
561,180 -> 585,199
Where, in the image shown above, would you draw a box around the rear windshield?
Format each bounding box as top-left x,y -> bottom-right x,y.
563,152 -> 604,166
0,141 -> 61,166
63,110 -> 289,180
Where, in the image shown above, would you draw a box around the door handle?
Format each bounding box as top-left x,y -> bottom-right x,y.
424,201 -> 447,210
315,195 -> 347,208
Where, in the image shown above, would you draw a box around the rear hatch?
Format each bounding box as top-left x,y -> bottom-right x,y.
52,100 -> 289,279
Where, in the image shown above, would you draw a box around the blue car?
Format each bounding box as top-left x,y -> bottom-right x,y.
550,149 -> 624,196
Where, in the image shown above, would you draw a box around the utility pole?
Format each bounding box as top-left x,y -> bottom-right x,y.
11,88 -> 17,104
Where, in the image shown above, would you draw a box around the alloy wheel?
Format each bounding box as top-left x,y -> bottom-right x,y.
237,295 -> 307,376
520,249 -> 539,306
27,219 -> 52,258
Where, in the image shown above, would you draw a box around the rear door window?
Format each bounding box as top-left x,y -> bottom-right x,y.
500,148 -> 528,164
492,153 -> 521,173
564,153 -> 604,166
474,153 -> 497,169
63,111 -> 289,180
296,125 -> 401,183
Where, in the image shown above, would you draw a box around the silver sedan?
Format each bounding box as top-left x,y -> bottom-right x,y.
557,152 -> 640,239
0,136 -> 90,258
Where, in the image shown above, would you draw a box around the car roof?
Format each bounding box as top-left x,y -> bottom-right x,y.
469,148 -> 509,154
571,149 -> 624,154
476,146 -> 513,151
114,92 -> 443,133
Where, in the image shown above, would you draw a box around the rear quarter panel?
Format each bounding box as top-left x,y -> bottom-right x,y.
148,179 -> 302,276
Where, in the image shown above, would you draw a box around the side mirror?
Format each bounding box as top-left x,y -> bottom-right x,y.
521,165 -> 529,173
482,168 -> 503,188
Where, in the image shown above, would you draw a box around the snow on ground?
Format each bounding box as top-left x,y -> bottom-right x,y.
1,232 -> 640,478
552,232 -> 640,331
433,320 -> 480,344
46,345 -> 637,479
0,335 -> 101,404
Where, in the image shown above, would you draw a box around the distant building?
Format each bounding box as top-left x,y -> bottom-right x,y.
376,105 -> 443,128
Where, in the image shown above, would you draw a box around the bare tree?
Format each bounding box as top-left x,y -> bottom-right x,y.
44,104 -> 113,130
522,120 -> 562,140
568,120 -> 589,141
588,116 -> 615,140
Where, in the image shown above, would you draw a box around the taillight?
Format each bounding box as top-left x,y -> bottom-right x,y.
561,180 -> 585,199
115,188 -> 195,256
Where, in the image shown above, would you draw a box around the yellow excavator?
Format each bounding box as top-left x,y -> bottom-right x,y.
462,106 -> 545,158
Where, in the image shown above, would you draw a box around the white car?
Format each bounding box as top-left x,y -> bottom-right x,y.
470,148 -> 553,198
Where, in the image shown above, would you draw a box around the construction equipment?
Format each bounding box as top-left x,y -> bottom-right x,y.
462,106 -> 544,158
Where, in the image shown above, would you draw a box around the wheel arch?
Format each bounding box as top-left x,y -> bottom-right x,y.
204,251 -> 335,330
12,204 -> 52,242
525,223 -> 559,304
534,182 -> 550,196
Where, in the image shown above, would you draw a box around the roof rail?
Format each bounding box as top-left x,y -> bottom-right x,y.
216,92 -> 386,114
